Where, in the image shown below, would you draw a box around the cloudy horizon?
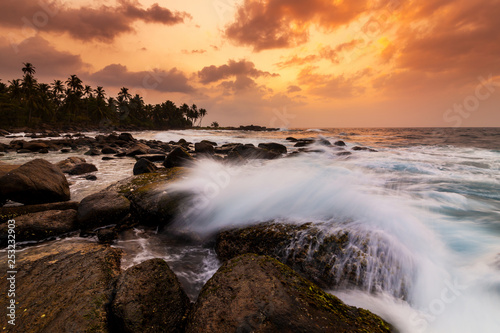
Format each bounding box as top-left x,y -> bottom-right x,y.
1,0 -> 499,127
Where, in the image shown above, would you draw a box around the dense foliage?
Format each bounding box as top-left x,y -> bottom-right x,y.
0,63 -> 208,129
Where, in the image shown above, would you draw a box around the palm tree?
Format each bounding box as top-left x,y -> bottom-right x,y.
211,121 -> 219,128
51,79 -> 65,103
22,62 -> 36,77
84,85 -> 93,98
66,75 -> 83,94
118,87 -> 131,102
198,108 -> 207,126
95,86 -> 106,100
8,79 -> 22,101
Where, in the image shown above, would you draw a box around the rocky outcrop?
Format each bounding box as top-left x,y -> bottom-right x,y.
216,222 -> 409,299
0,159 -> 70,205
0,201 -> 79,223
194,141 -> 215,154
110,258 -> 191,333
0,240 -> 121,332
0,162 -> 20,178
258,142 -> 287,154
77,191 -> 130,230
0,209 -> 77,246
56,156 -> 87,173
186,254 -> 392,333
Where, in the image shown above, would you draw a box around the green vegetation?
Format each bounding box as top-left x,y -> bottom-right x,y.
0,63 -> 209,129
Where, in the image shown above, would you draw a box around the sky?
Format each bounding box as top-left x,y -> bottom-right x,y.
1,0 -> 499,128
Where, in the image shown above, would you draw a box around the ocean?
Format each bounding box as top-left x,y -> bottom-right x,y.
2,127 -> 499,332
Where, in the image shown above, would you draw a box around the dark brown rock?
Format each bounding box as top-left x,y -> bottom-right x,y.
0,240 -> 121,332
195,141 -> 215,154
163,147 -> 193,168
77,191 -> 130,229
0,209 -> 77,246
0,201 -> 79,223
0,159 -> 70,205
258,142 -> 287,154
186,254 -> 393,333
111,259 -> 191,333
67,162 -> 98,175
133,158 -> 158,175
126,143 -> 150,157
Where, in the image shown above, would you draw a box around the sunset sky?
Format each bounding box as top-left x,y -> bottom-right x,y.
1,0 -> 499,127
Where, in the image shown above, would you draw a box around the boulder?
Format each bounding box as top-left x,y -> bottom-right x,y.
228,145 -> 280,160
119,132 -> 135,142
0,159 -> 70,205
126,143 -> 150,157
133,158 -> 157,175
186,254 -> 393,333
258,142 -> 287,154
22,141 -> 49,152
334,140 -> 346,146
84,148 -> 101,156
0,209 -> 77,246
195,141 -> 215,154
0,201 -> 79,223
216,222 -> 409,299
111,259 -> 191,333
0,240 -> 121,332
97,228 -> 118,244
294,139 -> 314,147
102,146 -> 118,154
163,147 -> 193,168
77,191 -> 130,230
67,162 -> 98,175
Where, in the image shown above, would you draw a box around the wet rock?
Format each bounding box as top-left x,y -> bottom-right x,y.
258,142 -> 287,154
39,148 -> 49,154
195,141 -> 215,154
119,132 -> 135,142
318,137 -> 332,146
0,240 -> 121,332
334,140 -> 346,146
84,175 -> 98,181
133,158 -> 157,175
0,201 -> 79,223
0,129 -> 10,136
163,147 -> 193,168
77,191 -> 130,230
186,254 -> 392,333
84,148 -> 101,156
0,209 -> 77,246
0,159 -> 70,205
286,137 -> 298,142
111,259 -> 191,333
126,143 -> 151,157
97,228 -> 117,244
102,156 -> 115,161
216,222 -> 409,299
228,145 -> 280,160
17,148 -> 33,154
22,141 -> 49,152
102,146 -> 118,154
352,146 -> 377,152
60,148 -> 71,153
67,162 -> 98,175
294,139 -> 314,147
337,151 -> 352,156
56,157 -> 87,173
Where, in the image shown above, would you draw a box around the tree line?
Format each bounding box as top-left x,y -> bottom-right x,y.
0,63 -> 213,129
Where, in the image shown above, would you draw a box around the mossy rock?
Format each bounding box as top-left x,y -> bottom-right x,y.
186,254 -> 393,333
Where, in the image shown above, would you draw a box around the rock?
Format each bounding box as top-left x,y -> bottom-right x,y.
102,146 -> 118,154
334,140 -> 346,146
133,158 -> 158,175
97,228 -> 117,244
39,148 -> 49,154
258,142 -> 287,154
102,156 -> 115,160
56,157 -> 87,173
351,146 -> 377,152
286,136 -> 298,142
163,147 -> 193,168
126,143 -> 150,157
0,201 -> 79,223
23,141 -> 49,152
195,141 -> 215,154
119,132 -> 135,142
0,210 -> 77,246
294,139 -> 314,147
135,154 -> 165,162
0,240 -> 121,332
84,148 -> 101,156
337,151 -> 352,156
0,129 -> 10,136
0,159 -> 70,205
215,222 -> 409,299
60,148 -> 71,153
111,259 -> 191,332
228,145 -> 280,160
67,162 -> 98,175
77,191 -> 130,230
186,254 -> 393,333
318,137 -> 332,146
17,148 -> 33,153
84,175 -> 98,181
201,140 -> 217,146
